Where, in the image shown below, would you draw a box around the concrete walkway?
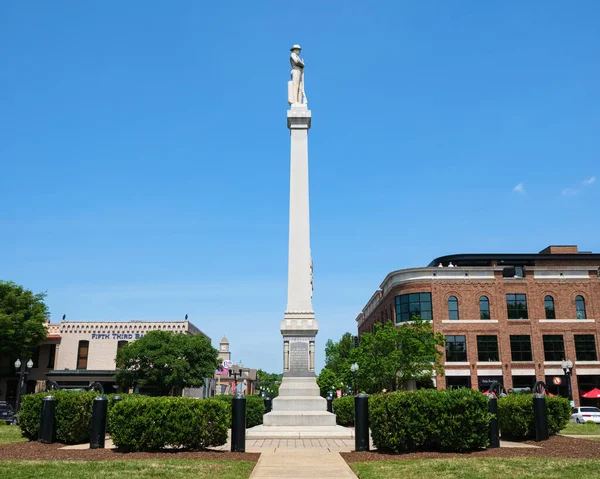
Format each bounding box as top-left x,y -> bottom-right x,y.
250,450 -> 357,478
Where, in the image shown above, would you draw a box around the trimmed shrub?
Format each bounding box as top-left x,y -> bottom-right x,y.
18,393 -> 47,440
332,396 -> 354,426
498,394 -> 571,439
18,391 -> 131,443
369,389 -> 492,453
109,396 -> 228,451
211,395 -> 265,428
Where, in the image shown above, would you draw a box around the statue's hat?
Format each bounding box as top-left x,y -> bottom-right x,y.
290,44 -> 302,51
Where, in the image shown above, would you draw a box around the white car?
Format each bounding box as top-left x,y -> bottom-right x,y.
571,407 -> 600,424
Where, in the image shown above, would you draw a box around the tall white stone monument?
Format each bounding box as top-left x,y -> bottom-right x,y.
251,46 -> 350,437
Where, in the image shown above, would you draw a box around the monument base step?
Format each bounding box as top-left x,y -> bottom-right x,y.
271,395 -> 326,411
263,410 -> 337,427
247,425 -> 354,439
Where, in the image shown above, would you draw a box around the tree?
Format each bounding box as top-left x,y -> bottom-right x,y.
316,367 -> 340,397
256,369 -> 282,398
351,319 -> 445,394
324,332 -> 354,375
0,281 -> 49,361
115,330 -> 219,396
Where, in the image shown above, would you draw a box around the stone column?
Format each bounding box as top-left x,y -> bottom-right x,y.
283,341 -> 290,371
280,104 -> 318,378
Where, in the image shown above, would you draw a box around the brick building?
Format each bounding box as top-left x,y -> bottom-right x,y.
355,245 -> 600,406
0,319 -> 211,405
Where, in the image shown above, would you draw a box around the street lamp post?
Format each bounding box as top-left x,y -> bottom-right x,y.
561,359 -> 574,405
229,361 -> 244,395
14,359 -> 34,413
350,363 -> 359,395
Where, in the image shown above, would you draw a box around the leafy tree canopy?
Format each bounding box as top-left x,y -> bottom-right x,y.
115,330 -> 219,396
316,367 -> 341,397
324,332 -> 355,385
350,319 -> 445,393
0,281 -> 49,361
256,369 -> 282,398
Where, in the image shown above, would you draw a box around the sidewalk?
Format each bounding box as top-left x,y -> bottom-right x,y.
250,449 -> 357,478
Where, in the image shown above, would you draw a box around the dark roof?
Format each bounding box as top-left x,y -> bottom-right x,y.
428,253 -> 600,268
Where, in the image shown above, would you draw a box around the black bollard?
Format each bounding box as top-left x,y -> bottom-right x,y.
231,395 -> 246,452
354,393 -> 369,452
326,397 -> 333,413
264,397 -> 272,414
39,396 -> 56,444
488,396 -> 500,448
112,395 -> 122,404
90,395 -> 108,449
533,394 -> 549,441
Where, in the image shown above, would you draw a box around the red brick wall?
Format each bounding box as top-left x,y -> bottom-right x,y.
358,268 -> 600,406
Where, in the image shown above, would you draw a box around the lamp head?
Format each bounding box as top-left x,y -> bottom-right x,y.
26,359 -> 34,369
14,359 -> 21,369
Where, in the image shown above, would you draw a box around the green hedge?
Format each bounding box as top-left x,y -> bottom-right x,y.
109,396 -> 228,451
369,389 -> 492,452
498,394 -> 571,439
19,391 -> 129,443
211,395 -> 265,428
332,396 -> 354,426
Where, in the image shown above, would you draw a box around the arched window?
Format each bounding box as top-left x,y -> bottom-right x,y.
448,296 -> 459,320
479,296 -> 490,320
544,296 -> 556,319
576,296 -> 587,319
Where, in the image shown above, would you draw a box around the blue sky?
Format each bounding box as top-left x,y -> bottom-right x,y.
1,1 -> 598,372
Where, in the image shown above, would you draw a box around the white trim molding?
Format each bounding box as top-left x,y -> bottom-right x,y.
477,369 -> 503,376
445,369 -> 471,377
512,369 -> 536,375
539,319 -> 595,323
442,320 -> 499,324
577,368 -> 600,375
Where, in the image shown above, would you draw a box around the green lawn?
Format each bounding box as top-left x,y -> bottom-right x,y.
351,458 -> 600,479
0,425 -> 27,444
560,422 -> 600,435
0,460 -> 255,479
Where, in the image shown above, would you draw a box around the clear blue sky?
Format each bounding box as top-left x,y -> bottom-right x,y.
1,1 -> 598,372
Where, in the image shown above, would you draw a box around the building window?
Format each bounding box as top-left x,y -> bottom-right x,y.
31,347 -> 40,369
574,335 -> 597,361
77,341 -> 89,370
544,296 -> 556,319
477,336 -> 499,362
448,296 -> 459,320
575,296 -> 587,319
510,335 -> 532,361
47,344 -> 56,369
117,340 -> 128,352
479,296 -> 490,320
506,294 -> 528,319
543,335 -> 565,362
446,376 -> 471,389
395,293 -> 432,323
445,335 -> 467,362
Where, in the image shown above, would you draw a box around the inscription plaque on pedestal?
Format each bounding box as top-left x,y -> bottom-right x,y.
285,337 -> 314,377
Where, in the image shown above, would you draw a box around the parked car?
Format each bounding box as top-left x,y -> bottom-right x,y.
571,406 -> 600,424
0,402 -> 16,425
